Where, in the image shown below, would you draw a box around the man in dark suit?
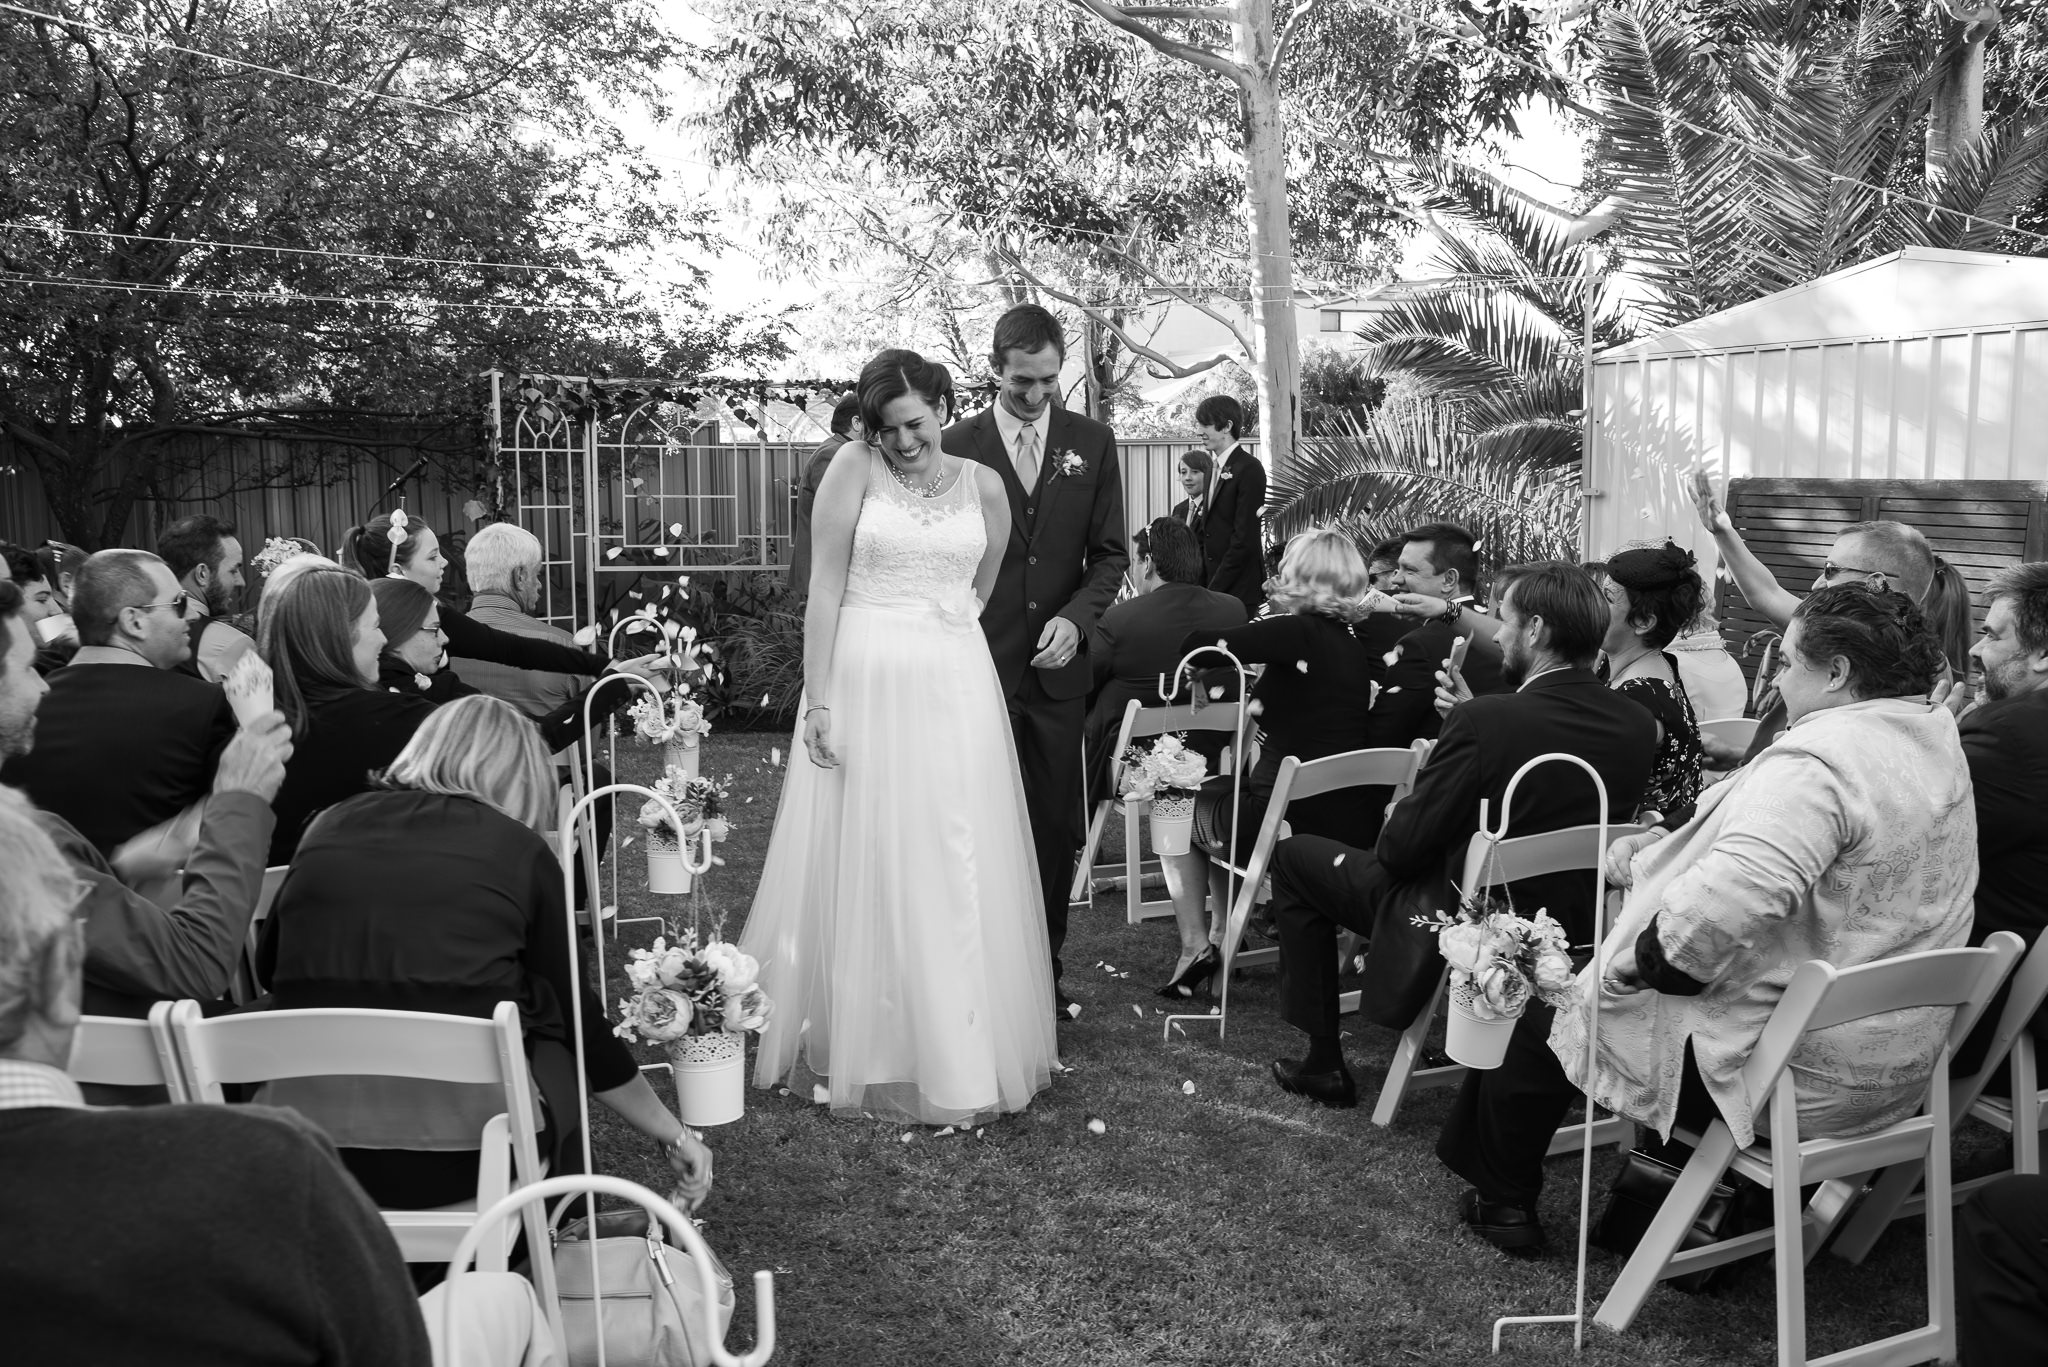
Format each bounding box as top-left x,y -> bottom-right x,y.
1264,565 -> 1654,1174
1364,521 -> 1507,750
1084,517 -> 1245,801
944,305 -> 1128,1011
0,550 -> 235,856
1193,395 -> 1267,613
1955,563 -> 2048,1078
788,394 -> 862,596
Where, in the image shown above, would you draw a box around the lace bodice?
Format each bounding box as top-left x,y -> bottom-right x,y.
845,449 -> 985,607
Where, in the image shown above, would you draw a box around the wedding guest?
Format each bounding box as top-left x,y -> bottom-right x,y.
0,785 -> 560,1367
34,539 -> 85,607
1959,1174 -> 2048,1364
1953,563 -> 2048,1080
261,567 -> 431,863
1925,555 -> 1976,680
157,514 -> 257,684
1359,537 -> 1412,657
0,550 -> 235,855
1085,517 -> 1245,803
1265,562 -> 1655,1118
1193,396 -> 1267,613
259,696 -> 713,1211
1171,447 -> 1213,535
790,394 -> 862,594
1690,471 -> 1937,760
448,522 -> 594,721
1665,606 -> 1749,724
1367,539 -> 1402,590
1156,529 -> 1384,996
1,546 -> 55,621
1548,585 -> 1971,1252
1365,522 -> 1508,752
342,513 -> 615,679
1588,543 -> 1706,823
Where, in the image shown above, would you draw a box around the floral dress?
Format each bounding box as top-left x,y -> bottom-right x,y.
1609,651 -> 1704,824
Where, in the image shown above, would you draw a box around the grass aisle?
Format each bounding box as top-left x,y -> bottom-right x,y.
588,734 -> 1941,1367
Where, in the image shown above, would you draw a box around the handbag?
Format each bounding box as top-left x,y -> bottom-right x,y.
544,1206 -> 735,1367
1590,1148 -> 1741,1294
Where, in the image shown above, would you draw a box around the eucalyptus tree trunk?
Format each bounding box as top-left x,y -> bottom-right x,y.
1231,0 -> 1302,473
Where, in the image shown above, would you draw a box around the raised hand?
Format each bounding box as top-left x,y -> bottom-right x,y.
1690,468 -> 1733,535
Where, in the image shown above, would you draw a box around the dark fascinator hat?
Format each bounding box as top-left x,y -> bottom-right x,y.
1606,539 -> 1699,590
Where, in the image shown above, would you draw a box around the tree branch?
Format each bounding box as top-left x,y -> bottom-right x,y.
1119,6 -> 1234,18
1270,0 -> 1332,77
992,246 -> 1235,380
1062,0 -> 1251,88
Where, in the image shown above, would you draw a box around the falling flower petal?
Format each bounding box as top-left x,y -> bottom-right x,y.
760,693 -> 770,707
1245,700 -> 1264,717
1209,1006 -> 1221,1015
1334,853 -> 1346,866
812,1085 -> 829,1104
1208,685 -> 1225,699
1087,1118 -> 1107,1135
669,522 -> 684,536
1384,686 -> 1402,695
1182,1080 -> 1196,1095
572,625 -> 596,645
1295,660 -> 1308,673
604,547 -> 623,561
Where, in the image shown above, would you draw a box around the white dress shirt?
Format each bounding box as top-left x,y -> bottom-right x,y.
991,404 -> 1051,484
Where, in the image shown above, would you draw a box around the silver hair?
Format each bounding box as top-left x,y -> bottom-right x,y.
463,523 -> 543,597
0,787 -> 84,1050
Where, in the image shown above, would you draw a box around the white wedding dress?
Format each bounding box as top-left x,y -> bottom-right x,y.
741,448 -> 1058,1125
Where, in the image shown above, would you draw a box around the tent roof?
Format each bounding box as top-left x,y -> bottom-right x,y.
1597,247 -> 2048,360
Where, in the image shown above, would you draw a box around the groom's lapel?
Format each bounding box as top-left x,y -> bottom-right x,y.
973,410 -> 1028,534
1030,407 -> 1077,538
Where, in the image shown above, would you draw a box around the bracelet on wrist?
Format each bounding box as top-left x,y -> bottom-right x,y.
805,704 -> 830,715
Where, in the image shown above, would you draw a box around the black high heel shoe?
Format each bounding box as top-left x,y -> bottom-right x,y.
1155,944 -> 1222,999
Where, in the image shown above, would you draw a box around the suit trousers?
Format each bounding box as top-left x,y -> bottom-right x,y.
1435,997 -> 1581,1206
1959,1174 -> 2048,1366
1272,834 -> 1392,1038
1009,671 -> 1085,983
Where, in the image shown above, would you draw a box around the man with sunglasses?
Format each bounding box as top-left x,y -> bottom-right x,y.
0,551 -> 237,857
1690,470 -> 1939,760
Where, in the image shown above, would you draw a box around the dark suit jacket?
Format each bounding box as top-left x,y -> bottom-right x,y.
1,659 -> 235,854
788,435 -> 848,595
943,406 -> 1128,702
1359,667 -> 1657,1025
1362,615 -> 1508,750
1961,689 -> 2048,1042
1202,446 -> 1266,610
1084,582 -> 1247,796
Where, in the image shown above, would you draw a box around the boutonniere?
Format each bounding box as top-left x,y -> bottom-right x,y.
1218,468 -> 1235,482
1050,449 -> 1087,480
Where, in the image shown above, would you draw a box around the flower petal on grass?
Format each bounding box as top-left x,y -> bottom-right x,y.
1132,1005 -> 1143,1017
1087,1118 -> 1107,1135
812,1085 -> 830,1104
901,1132 -> 914,1144
1182,1080 -> 1196,1095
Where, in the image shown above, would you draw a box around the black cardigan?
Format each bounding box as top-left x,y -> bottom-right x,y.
267,688 -> 436,864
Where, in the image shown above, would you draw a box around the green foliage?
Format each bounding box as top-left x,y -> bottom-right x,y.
1267,404 -> 1582,572
0,0 -> 786,546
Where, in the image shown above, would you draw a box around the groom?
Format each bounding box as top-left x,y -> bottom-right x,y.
945,304 -> 1128,1016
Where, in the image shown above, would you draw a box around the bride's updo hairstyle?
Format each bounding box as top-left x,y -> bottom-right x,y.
1267,528 -> 1372,622
857,349 -> 955,437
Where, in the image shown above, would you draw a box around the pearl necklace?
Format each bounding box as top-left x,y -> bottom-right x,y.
887,455 -> 947,498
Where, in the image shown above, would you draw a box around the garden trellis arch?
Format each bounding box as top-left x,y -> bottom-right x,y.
485,371 -> 853,630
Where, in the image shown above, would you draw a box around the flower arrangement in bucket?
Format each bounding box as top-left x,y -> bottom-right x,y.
638,772 -> 730,895
614,925 -> 772,1126
614,604 -> 724,779
1412,891 -> 1576,1069
1116,734 -> 1208,856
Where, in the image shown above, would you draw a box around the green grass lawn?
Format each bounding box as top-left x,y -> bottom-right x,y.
585,733 -> 1969,1367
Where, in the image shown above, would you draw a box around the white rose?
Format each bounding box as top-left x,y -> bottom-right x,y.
1438,922 -> 1495,974
1533,949 -> 1575,994
700,943 -> 760,993
653,947 -> 692,986
722,985 -> 772,1033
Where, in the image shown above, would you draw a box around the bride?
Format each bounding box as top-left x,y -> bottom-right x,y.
740,350 -> 1058,1124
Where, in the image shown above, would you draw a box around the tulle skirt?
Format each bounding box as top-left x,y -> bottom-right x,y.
740,591 -> 1058,1125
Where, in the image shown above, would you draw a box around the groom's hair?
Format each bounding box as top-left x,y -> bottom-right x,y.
990,304 -> 1066,368
1194,395 -> 1243,439
857,350 -> 954,435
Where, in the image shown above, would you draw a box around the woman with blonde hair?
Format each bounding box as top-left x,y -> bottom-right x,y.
1153,528 -> 1386,995
259,695 -> 712,1212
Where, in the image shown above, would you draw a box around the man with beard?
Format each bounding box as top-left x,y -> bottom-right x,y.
1262,565 -> 1655,1136
1953,563 -> 2048,1082
157,515 -> 254,684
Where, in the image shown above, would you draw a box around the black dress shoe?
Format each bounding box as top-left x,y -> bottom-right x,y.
1270,1056 -> 1357,1109
1459,1189 -> 1547,1252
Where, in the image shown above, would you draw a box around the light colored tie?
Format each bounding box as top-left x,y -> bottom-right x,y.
1014,423 -> 1040,490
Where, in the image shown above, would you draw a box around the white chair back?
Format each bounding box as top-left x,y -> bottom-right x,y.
68,1000 -> 188,1100
169,1000 -> 550,1283
1698,715 -> 1760,756
231,865 -> 292,1005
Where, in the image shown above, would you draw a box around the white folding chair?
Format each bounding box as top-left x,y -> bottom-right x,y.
1071,697 -> 1241,927
229,865 -> 291,1006
1698,716 -> 1761,757
68,1000 -> 189,1101
1369,821 -> 1645,1151
1193,746 -> 1423,1040
169,999 -> 551,1278
1823,927 -> 2048,1262
1592,935 -> 2024,1367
